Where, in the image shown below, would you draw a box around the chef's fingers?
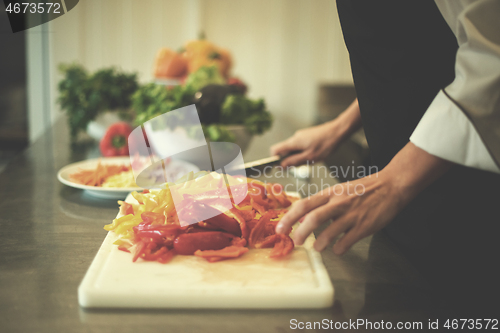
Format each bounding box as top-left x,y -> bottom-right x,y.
276,194 -> 329,235
270,138 -> 300,157
332,226 -> 366,255
292,202 -> 337,246
280,150 -> 311,167
313,215 -> 352,252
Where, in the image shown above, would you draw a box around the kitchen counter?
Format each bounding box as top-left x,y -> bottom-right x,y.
0,118 -> 437,333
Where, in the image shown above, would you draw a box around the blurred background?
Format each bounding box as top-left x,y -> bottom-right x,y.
1,0 -> 363,174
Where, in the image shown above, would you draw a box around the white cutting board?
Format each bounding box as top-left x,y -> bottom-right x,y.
78,193 -> 334,309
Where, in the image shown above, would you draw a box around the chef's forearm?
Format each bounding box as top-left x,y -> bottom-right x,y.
380,142 -> 453,207
329,99 -> 362,142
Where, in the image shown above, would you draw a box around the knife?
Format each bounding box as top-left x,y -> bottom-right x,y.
226,151 -> 301,174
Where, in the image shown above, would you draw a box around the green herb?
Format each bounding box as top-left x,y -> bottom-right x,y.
220,95 -> 273,135
202,124 -> 236,142
57,64 -> 138,141
183,65 -> 225,92
132,83 -> 195,126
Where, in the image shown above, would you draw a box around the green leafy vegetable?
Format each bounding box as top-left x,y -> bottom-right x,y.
220,95 -> 273,135
132,83 -> 195,126
57,64 -> 138,141
202,124 -> 236,142
184,65 -> 225,92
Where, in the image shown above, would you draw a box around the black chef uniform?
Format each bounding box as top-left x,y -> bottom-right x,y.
336,0 -> 500,317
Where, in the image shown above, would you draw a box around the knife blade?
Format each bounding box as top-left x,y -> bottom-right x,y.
226,151 -> 301,174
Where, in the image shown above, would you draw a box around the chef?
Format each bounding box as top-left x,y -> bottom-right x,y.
273,0 -> 500,316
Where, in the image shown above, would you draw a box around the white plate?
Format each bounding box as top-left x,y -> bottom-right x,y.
57,157 -> 199,199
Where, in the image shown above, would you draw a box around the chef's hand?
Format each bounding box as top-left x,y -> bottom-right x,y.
276,142 -> 453,254
270,99 -> 362,167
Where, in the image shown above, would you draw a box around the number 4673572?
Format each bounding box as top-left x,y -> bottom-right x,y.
5,2 -> 61,14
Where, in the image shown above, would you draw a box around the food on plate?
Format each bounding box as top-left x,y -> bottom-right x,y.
104,172 -> 298,263
99,122 -> 133,157
101,169 -> 138,188
69,161 -> 131,187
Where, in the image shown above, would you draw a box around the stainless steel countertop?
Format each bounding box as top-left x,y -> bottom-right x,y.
0,118 -> 436,332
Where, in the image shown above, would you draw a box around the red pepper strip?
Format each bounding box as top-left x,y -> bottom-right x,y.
194,246 -> 249,262
246,219 -> 258,232
142,189 -> 150,194
157,249 -> 175,264
119,202 -> 134,216
254,234 -> 278,249
118,245 -> 131,253
134,229 -> 169,243
270,234 -> 294,258
250,198 -> 266,216
132,242 -> 176,264
141,245 -> 168,260
248,188 -> 269,209
263,220 -> 281,238
248,182 -> 267,198
264,183 -> 277,201
204,212 -> 242,236
134,230 -> 161,243
239,192 -> 252,206
133,223 -> 180,235
185,224 -> 218,233
143,246 -> 170,261
173,231 -> 235,255
268,209 -> 288,219
231,237 -> 247,247
226,208 -> 248,239
227,183 -> 250,205
132,240 -> 147,262
248,212 -> 272,248
271,184 -> 292,207
133,223 -> 181,249
234,208 -> 255,222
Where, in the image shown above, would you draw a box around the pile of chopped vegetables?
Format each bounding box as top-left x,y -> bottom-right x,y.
104,172 -> 297,263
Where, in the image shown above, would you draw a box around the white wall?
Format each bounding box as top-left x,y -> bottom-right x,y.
200,0 -> 352,126
29,0 -> 352,141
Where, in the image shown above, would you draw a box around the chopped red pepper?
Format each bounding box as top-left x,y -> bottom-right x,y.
231,237 -> 247,247
119,202 -> 134,216
270,234 -> 294,258
226,208 -> 249,240
204,212 -> 242,236
271,184 -> 292,207
173,231 -> 235,255
194,246 -> 249,262
254,234 -> 278,249
248,212 -> 272,248
110,178 -> 299,263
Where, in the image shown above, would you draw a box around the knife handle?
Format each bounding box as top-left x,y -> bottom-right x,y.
278,150 -> 303,162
